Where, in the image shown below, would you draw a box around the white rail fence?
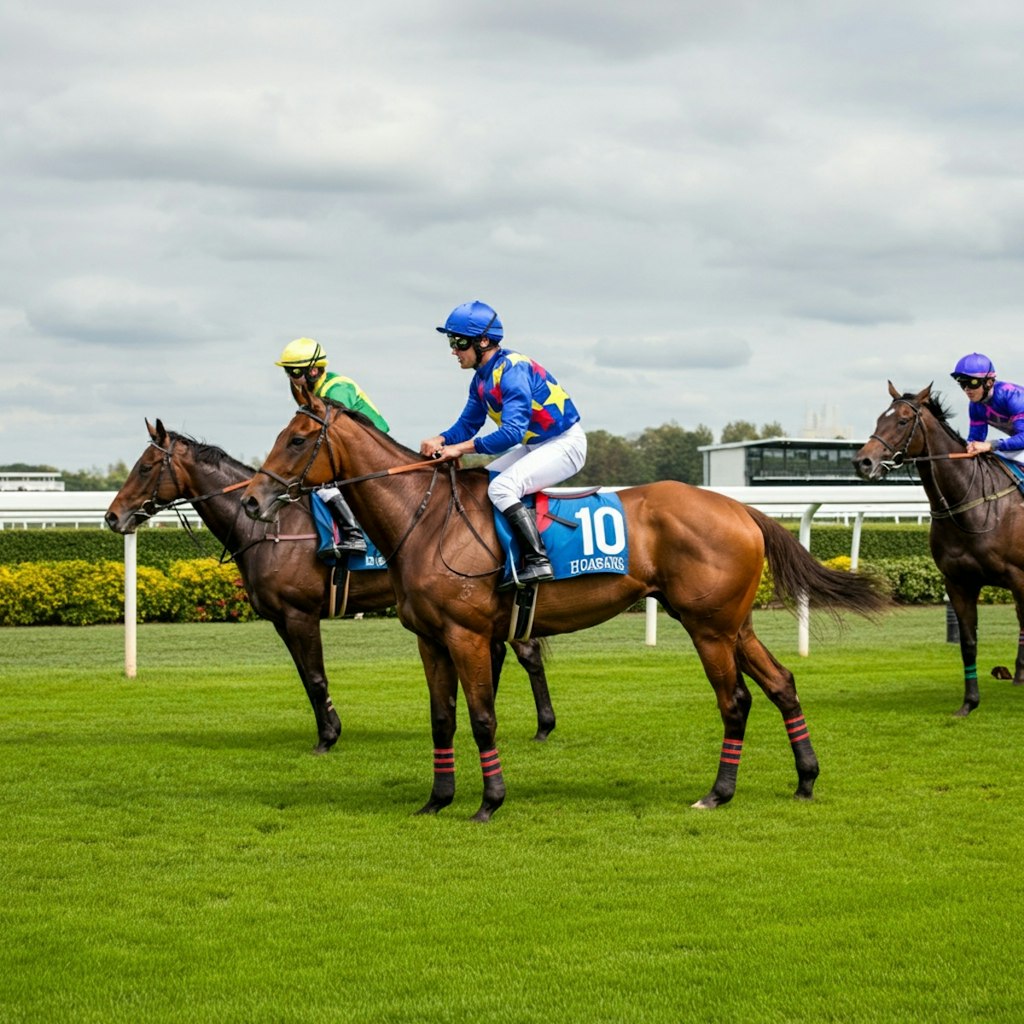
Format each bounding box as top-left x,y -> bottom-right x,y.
0,485 -> 930,675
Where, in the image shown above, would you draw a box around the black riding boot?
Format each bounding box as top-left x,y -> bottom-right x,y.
503,502 -> 554,584
325,493 -> 367,554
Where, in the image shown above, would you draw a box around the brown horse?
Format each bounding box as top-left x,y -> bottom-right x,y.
240,391 -> 887,821
104,419 -> 556,752
854,382 -> 1024,716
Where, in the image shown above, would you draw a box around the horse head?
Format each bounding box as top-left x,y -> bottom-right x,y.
105,418 -> 187,533
853,381 -> 966,481
242,386 -> 343,523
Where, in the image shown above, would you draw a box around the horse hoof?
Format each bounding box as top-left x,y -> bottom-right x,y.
691,797 -> 716,810
991,666 -> 1012,680
470,807 -> 495,823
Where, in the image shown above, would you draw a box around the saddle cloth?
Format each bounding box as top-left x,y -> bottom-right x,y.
996,455 -> 1024,496
494,490 -> 629,586
311,493 -> 385,570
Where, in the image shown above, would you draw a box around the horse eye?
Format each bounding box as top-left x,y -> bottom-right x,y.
139,464 -> 152,476
288,436 -> 307,449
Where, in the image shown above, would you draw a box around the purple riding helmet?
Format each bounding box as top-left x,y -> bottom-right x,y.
950,353 -> 996,381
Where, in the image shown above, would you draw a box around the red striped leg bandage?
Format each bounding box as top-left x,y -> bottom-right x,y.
479,749 -> 502,778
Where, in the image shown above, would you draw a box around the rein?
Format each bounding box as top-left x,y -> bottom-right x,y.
135,438 -> 315,562
258,404 -> 503,576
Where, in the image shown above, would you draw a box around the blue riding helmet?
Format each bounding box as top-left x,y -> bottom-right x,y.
435,301 -> 504,342
951,352 -> 996,380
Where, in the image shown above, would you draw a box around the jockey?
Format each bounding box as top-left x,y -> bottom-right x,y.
951,352 -> 1024,464
276,337 -> 391,554
419,301 -> 587,584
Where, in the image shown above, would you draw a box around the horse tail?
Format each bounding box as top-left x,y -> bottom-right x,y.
746,506 -> 889,619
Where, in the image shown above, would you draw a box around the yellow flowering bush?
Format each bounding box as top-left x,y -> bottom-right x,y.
0,557 -> 253,625
167,559 -> 255,623
137,566 -> 186,622
0,562 -> 68,625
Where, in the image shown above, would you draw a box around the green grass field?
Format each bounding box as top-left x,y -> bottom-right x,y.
1,607 -> 1023,1023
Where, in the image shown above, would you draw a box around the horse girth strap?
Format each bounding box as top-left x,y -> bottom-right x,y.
930,482 -> 1020,519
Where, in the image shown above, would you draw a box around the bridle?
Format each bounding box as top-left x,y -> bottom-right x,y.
871,396 -> 1018,526
137,436 -> 186,519
136,436 -> 253,519
869,398 -> 925,473
254,404 -> 342,506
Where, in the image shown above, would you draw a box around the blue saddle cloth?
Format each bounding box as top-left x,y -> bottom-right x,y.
310,493 -> 385,570
997,455 -> 1024,494
494,490 -> 629,587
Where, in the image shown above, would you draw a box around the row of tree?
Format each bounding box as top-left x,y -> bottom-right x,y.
473,419 -> 785,487
6,420 -> 786,491
1,461 -> 131,492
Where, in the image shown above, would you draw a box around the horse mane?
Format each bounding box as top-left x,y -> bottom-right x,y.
902,389 -> 965,445
167,430 -> 256,474
318,399 -> 426,463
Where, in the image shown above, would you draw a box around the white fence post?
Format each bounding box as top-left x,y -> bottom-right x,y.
124,532 -> 137,679
645,597 -> 658,645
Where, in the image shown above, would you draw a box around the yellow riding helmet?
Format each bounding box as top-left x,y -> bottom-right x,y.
275,337 -> 328,368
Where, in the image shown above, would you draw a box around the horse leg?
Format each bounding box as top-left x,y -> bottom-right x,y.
449,629 -> 505,822
946,581 -> 982,716
690,633 -> 752,810
737,621 -> 819,800
508,639 -> 556,741
414,635 -> 461,816
1011,594 -> 1024,687
272,616 -> 341,754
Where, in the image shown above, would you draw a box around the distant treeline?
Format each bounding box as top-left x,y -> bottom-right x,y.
469,419 -> 785,487
1,461 -> 131,492
5,419 -> 784,491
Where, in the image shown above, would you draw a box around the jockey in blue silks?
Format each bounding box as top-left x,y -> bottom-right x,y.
951,352 -> 1024,465
420,301 -> 587,584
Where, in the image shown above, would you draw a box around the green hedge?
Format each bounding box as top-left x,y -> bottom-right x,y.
0,527 -> 225,570
780,522 -> 931,560
0,523 -> 934,569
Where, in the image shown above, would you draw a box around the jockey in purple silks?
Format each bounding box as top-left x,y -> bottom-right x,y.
951,352 -> 1024,465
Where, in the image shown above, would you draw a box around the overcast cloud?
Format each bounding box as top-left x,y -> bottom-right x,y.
2,0 -> 1023,470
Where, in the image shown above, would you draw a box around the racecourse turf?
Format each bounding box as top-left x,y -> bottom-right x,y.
1,607 -> 1022,1023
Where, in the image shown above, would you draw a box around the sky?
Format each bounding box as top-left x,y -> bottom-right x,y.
2,0 -> 1023,472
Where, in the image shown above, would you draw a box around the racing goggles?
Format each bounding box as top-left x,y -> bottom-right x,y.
954,375 -> 988,390
447,334 -> 477,351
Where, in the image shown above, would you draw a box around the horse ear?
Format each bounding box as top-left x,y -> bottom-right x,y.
887,380 -> 900,399
297,382 -> 325,413
146,418 -> 156,440
914,383 -> 933,403
154,418 -> 168,444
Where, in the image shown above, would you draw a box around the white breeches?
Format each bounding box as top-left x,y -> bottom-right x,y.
486,423 -> 588,512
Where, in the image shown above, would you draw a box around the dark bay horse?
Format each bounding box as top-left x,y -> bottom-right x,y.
855,382 -> 1024,716
240,391 -> 888,821
104,419 -> 556,752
